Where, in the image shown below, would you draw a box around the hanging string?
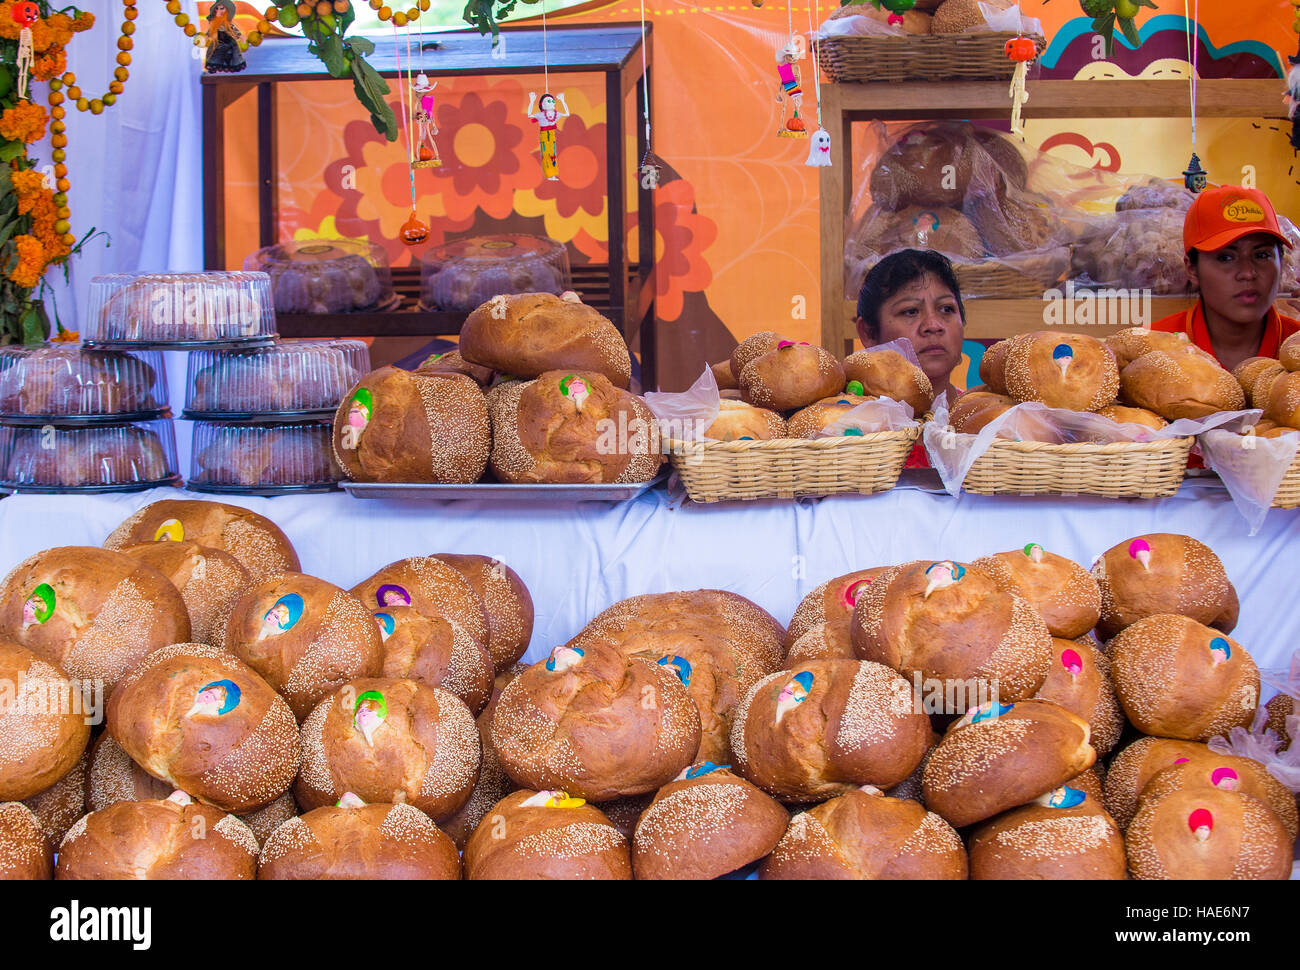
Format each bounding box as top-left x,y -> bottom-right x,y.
1184,0 -> 1199,148
786,0 -> 793,45
542,0 -> 550,94
805,0 -> 821,127
393,23 -> 417,209
639,0 -> 651,152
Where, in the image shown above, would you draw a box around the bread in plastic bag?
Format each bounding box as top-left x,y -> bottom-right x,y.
644,365 -> 721,443
1209,701 -> 1300,794
1198,424 -> 1300,535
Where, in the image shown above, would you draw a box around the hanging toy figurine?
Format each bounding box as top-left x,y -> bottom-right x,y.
870,0 -> 916,26
203,0 -> 247,75
1183,153 -> 1208,194
805,128 -> 832,167
527,92 -> 570,182
775,39 -> 808,139
10,1 -> 37,101
1004,34 -> 1037,139
1286,33 -> 1300,151
412,74 -> 441,169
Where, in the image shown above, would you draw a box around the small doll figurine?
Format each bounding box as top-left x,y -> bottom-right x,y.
1287,41 -> 1300,151
805,128 -> 832,167
412,73 -> 441,168
775,40 -> 808,139
527,91 -> 571,181
1183,153 -> 1208,194
204,0 -> 247,75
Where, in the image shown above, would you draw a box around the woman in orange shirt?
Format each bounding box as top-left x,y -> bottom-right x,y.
1150,186 -> 1299,371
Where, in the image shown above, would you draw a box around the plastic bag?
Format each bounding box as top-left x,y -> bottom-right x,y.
1198,425 -> 1300,535
923,394 -> 1255,496
816,12 -> 910,38
1070,207 -> 1195,296
1208,704 -> 1300,794
854,335 -> 924,371
643,365 -> 720,443
979,3 -> 1044,39
820,395 -> 918,438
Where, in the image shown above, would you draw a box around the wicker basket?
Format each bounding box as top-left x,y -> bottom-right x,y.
1272,451 -> 1300,508
666,427 -> 921,503
954,261 -> 1053,299
960,437 -> 1193,498
817,32 -> 1046,85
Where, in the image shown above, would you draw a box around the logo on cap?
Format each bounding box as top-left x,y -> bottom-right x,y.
1223,199 -> 1265,224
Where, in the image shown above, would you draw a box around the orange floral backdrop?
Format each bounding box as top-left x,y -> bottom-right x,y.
220,0 -> 1300,388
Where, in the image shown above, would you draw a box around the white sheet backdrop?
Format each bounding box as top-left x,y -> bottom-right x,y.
1,478 -> 1297,680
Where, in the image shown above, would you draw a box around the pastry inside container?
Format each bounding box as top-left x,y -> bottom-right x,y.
84,271 -> 276,346
185,339 -> 370,417
418,234 -> 571,311
0,420 -> 179,490
189,421 -> 340,491
0,344 -> 167,420
244,239 -> 396,314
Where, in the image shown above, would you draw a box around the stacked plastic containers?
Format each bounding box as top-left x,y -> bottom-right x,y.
0,344 -> 179,492
182,339 -> 369,494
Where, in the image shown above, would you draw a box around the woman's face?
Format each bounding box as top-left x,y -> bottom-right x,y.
1187,233 -> 1282,328
858,273 -> 965,390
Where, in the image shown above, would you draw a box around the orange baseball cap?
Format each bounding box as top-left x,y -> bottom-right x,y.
1183,186 -> 1293,254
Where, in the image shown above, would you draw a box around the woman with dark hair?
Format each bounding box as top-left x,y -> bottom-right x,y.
855,249 -> 967,404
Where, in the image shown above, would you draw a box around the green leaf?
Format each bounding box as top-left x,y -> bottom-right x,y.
351,57 -> 398,142
348,36 -> 374,56
0,140 -> 24,163
19,304 -> 47,345
1118,16 -> 1141,48
318,33 -> 349,78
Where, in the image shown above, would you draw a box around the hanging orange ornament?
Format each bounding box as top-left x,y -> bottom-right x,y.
400,211 -> 430,245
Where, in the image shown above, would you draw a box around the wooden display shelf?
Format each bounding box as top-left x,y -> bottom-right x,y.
201,23 -> 659,388
820,78 -> 1287,356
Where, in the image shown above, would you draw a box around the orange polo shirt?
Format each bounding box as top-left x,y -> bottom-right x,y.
1149,303 -> 1300,362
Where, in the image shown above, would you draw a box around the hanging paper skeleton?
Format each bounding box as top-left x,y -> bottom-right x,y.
1004,35 -> 1037,139
527,91 -> 570,181
775,40 -> 808,139
11,1 -> 38,101
412,74 -> 441,169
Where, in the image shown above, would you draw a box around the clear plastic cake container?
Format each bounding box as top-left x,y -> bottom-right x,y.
188,421 -> 341,494
244,239 -> 397,315
0,344 -> 169,423
84,271 -> 277,348
418,234 -> 571,311
0,419 -> 180,492
183,339 -> 371,420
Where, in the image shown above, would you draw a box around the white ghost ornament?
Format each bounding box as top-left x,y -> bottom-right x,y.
805,128 -> 832,167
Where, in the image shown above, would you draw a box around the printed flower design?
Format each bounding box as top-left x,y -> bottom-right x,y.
636,177 -> 717,323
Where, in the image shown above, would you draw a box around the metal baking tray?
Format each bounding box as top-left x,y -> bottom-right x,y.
341,471 -> 667,502
186,481 -> 341,496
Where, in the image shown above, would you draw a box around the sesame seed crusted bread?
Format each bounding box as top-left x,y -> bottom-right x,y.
439,683 -> 517,850
0,801 -> 52,879
759,787 -> 967,880
350,556 -> 490,649
922,698 -> 1096,828
968,794 -> 1126,880
236,792 -> 297,849
1233,356 -> 1285,399
1092,533 -> 1239,641
786,568 -> 891,654
106,643 -> 301,814
1126,787 -> 1292,880
786,393 -> 879,438
1095,404 -> 1168,431
851,560 -> 1054,707
87,733 -> 173,811
1264,693 -> 1294,751
295,678 -> 480,822
436,554 -> 534,675
0,641 -> 90,800
56,795 -> 259,880
1033,637 -> 1125,758
459,292 -> 633,389
118,540 -> 251,648
492,641 -> 701,801
22,749 -> 87,854
1281,331 -> 1300,372
948,390 -> 1017,434
0,546 -> 192,698
332,367 -> 490,484
1137,753 -> 1298,842
258,801 -> 461,880
971,546 -> 1101,641
1003,331 -> 1120,412
464,789 -> 631,880
104,499 -> 300,585
703,399 -> 787,441
1109,614 -> 1258,742
632,764 -> 787,880
729,660 -> 930,803
222,573 -> 384,721
599,793 -> 654,840
413,348 -> 495,388
487,370 -> 664,484
785,622 -> 858,666
842,349 -> 933,416
1252,368 -> 1286,410
1120,348 -> 1245,420
729,332 -> 785,384
739,342 -> 846,413
1105,327 -> 1206,372
375,605 -> 494,716
977,336 -> 1019,395
1103,736 -> 1212,830
1265,369 -> 1300,427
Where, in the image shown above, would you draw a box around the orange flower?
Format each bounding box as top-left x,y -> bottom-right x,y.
10,169 -> 46,204
0,5 -> 17,41
51,325 -> 79,343
9,234 -> 46,289
72,11 -> 94,32
0,102 -> 48,144
32,46 -> 66,81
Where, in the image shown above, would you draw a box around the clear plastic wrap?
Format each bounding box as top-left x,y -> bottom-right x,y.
84,272 -> 276,347
0,344 -> 168,422
924,394 -> 1251,495
1208,702 -> 1300,794
184,339 -> 371,419
1198,425 -> 1300,535
643,365 -> 721,443
0,419 -> 179,491
244,239 -> 396,315
419,234 -> 571,311
1069,207 -> 1196,295
188,421 -> 341,493
820,396 -> 917,437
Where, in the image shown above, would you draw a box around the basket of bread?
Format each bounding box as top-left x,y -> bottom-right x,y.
657,335 -> 926,502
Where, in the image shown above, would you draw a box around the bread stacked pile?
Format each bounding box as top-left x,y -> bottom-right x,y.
1237,332 -> 1300,439
704,333 -> 931,442
333,292 -> 662,486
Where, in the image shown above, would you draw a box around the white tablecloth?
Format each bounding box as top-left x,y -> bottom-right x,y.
1,476 -> 1297,676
